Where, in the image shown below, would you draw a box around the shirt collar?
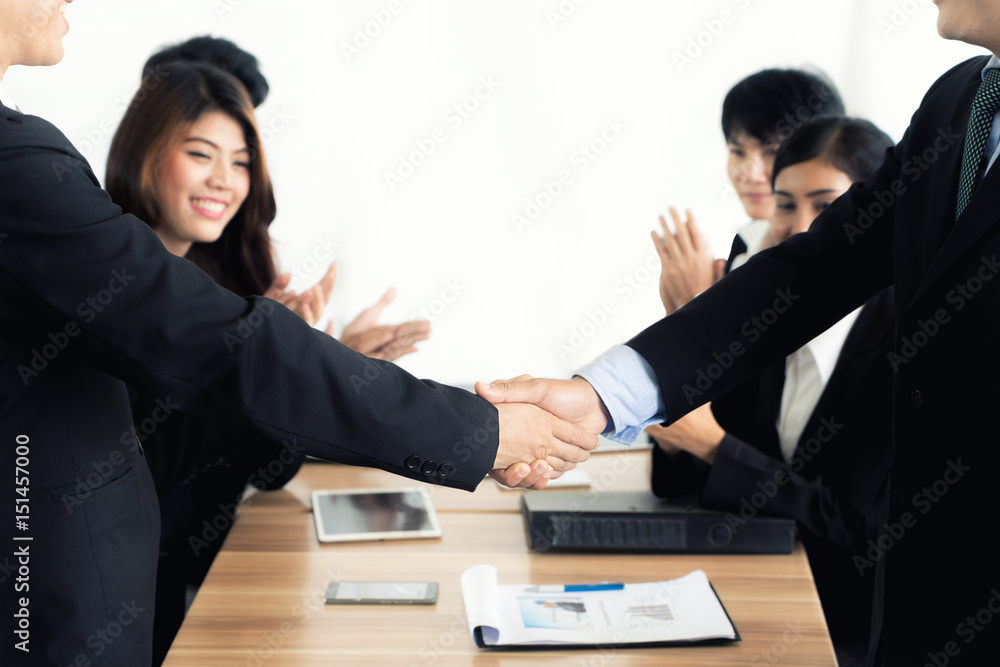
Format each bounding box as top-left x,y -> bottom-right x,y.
982,54 -> 1000,81
0,83 -> 17,111
798,307 -> 863,385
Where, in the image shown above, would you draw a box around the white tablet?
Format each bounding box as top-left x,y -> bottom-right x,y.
311,487 -> 443,543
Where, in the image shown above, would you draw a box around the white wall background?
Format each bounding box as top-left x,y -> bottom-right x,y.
4,0 -> 983,385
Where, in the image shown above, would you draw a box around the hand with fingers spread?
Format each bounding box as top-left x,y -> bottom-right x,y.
338,288 -> 431,361
650,207 -> 726,315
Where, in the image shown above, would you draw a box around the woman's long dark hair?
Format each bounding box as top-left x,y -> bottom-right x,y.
107,60 -> 277,297
771,116 -> 894,187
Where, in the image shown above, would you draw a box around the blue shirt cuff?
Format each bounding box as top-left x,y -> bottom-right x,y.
575,344 -> 667,445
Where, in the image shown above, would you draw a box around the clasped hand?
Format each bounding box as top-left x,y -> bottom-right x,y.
476,375 -> 612,490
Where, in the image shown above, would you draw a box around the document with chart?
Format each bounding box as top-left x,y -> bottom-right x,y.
460,565 -> 739,649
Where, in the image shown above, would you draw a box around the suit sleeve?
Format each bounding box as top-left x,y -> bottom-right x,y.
700,435 -> 875,548
0,112 -> 496,491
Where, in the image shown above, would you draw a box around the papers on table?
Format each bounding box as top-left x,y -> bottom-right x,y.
460,565 -> 738,649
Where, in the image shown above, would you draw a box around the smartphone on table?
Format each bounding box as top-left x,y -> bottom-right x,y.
324,581 -> 439,605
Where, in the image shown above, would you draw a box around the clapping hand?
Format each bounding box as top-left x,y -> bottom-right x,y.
336,288 -> 431,361
264,262 -> 337,327
650,207 -> 725,315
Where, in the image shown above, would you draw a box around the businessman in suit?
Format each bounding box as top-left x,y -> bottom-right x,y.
650,286 -> 894,657
482,2 -> 1000,664
0,3 -> 594,665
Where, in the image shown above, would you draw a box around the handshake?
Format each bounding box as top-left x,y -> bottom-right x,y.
476,375 -> 613,490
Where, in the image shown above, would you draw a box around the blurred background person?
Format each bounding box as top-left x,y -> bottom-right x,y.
648,116 -> 895,666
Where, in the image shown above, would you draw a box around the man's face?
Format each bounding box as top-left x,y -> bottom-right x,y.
935,0 -> 1000,53
0,0 -> 70,74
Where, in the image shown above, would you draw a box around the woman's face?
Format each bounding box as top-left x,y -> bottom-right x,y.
154,110 -> 251,256
727,131 -> 780,221
770,158 -> 854,243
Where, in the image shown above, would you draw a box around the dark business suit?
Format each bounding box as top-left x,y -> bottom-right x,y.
651,288 -> 894,648
0,105 -> 497,665
629,56 -> 1000,665
133,396 -> 305,665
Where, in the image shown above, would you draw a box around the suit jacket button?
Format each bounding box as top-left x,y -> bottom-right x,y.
437,464 -> 453,477
911,390 -> 924,408
892,490 -> 906,507
421,460 -> 437,475
404,455 -> 421,470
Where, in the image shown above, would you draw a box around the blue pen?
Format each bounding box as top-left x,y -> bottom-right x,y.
526,583 -> 625,593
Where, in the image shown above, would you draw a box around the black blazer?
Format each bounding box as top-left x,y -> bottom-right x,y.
0,106 -> 498,665
651,288 -> 894,644
629,56 -> 1000,666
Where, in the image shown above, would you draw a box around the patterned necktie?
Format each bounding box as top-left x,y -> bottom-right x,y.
956,68 -> 1000,221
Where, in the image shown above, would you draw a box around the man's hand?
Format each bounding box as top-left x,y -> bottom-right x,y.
476,375 -> 611,436
489,459 -> 564,490
493,402 -> 598,471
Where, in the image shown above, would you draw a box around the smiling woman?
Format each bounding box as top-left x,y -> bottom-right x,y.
152,111 -> 252,256
106,60 -> 277,296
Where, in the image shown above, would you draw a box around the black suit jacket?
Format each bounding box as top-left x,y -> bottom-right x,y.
0,106 -> 498,665
629,56 -> 1000,666
651,288 -> 894,644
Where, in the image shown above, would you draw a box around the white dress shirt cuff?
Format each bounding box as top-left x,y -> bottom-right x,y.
575,344 -> 667,445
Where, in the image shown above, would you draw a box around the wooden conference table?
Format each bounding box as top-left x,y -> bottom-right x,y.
163,447 -> 837,666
